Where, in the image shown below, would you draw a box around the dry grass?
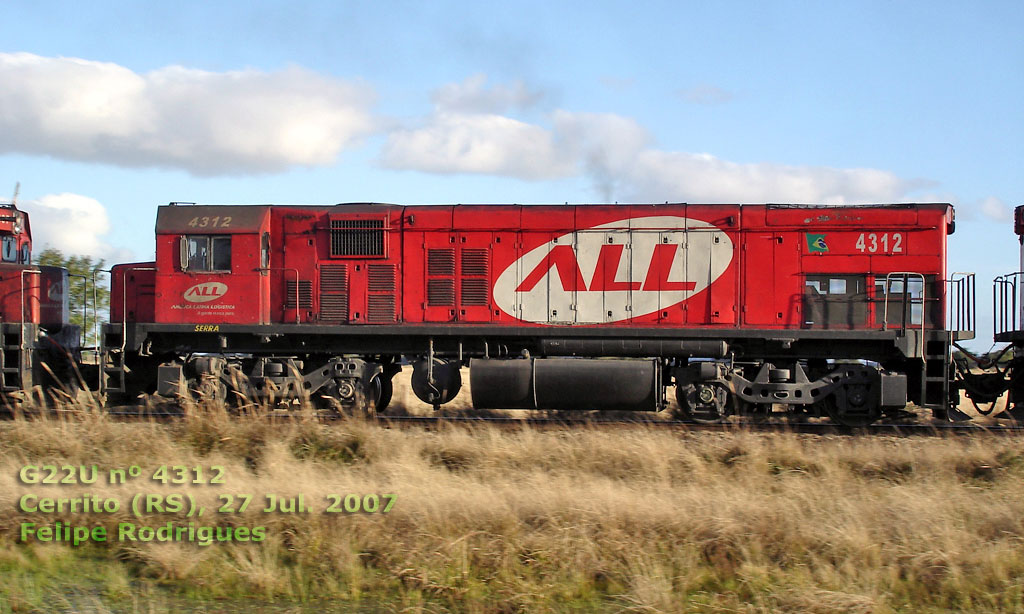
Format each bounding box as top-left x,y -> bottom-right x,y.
1,404 -> 1023,613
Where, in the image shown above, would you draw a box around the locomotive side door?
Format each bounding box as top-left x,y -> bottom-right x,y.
742,232 -> 776,326
512,229 -> 579,324
546,230 -> 578,324
577,228 -> 630,324
456,232 -> 494,322
281,215 -> 319,324
655,229 -> 688,324
423,232 -> 457,322
629,229 -> 664,324
742,232 -> 800,326
685,225 -> 735,325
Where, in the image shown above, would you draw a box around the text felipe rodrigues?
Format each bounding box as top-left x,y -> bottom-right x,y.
21,521 -> 266,547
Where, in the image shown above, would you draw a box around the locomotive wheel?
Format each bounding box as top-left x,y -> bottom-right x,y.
374,375 -> 394,413
823,383 -> 881,427
189,376 -> 226,405
315,376 -> 383,417
360,376 -> 382,416
674,383 -> 731,423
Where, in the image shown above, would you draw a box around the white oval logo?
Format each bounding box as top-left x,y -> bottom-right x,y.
183,282 -> 228,303
493,216 -> 734,324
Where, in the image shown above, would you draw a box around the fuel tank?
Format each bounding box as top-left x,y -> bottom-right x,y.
469,357 -> 659,411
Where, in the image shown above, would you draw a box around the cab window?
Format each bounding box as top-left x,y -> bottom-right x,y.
803,274 -> 868,329
183,235 -> 231,272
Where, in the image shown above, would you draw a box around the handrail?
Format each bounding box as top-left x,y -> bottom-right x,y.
19,269 -> 41,353
994,271 -> 1024,336
91,269 -> 106,355
882,272 -> 926,357
66,273 -> 88,349
946,272 -> 975,333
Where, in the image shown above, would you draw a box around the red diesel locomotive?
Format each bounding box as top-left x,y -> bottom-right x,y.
0,201 -> 79,395
100,202 -> 977,425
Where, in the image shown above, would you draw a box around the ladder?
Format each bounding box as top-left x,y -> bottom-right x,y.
922,332 -> 952,410
101,330 -> 126,394
0,325 -> 26,392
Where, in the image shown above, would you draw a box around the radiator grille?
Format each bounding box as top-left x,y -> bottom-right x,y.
285,280 -> 313,309
367,294 -> 396,322
428,248 -> 456,276
427,279 -> 455,306
330,219 -> 384,257
366,264 -> 396,322
461,249 -> 489,277
367,264 -> 396,292
319,265 -> 348,322
461,278 -> 489,306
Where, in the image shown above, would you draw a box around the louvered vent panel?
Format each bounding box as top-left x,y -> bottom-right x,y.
367,264 -> 396,292
285,280 -> 313,309
319,265 -> 349,322
461,249 -> 489,277
330,219 -> 385,257
428,249 -> 456,276
427,279 -> 455,306
366,264 -> 396,322
367,295 -> 396,322
461,279 -> 489,306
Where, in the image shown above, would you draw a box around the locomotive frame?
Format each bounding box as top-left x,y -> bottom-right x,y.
93,202 -> 979,425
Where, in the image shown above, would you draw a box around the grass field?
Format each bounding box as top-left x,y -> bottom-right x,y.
2,396 -> 1024,614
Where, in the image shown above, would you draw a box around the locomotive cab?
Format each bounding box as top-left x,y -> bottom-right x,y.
154,205 -> 272,325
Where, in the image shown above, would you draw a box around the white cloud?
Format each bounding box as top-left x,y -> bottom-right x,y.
25,193 -> 125,261
431,73 -> 544,114
381,112 -> 574,179
978,196 -> 1013,222
621,151 -> 922,204
382,103 -> 923,204
0,53 -> 377,175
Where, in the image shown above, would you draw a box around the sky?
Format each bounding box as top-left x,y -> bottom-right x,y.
0,0 -> 1021,347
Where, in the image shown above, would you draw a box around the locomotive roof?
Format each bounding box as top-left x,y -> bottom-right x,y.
156,204 -> 271,233
157,201 -> 952,209
155,201 -> 952,233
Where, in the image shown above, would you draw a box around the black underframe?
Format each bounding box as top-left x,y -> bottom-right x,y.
104,322 -> 971,363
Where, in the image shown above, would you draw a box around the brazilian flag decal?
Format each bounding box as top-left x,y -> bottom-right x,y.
806,233 -> 829,253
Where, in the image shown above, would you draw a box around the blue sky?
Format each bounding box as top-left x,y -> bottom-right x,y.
0,1 -> 1021,346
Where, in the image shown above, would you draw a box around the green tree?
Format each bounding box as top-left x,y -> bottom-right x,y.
35,247 -> 109,347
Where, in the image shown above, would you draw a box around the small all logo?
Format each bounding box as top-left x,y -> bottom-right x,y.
806,233 -> 829,253
184,282 -> 228,303
47,282 -> 64,302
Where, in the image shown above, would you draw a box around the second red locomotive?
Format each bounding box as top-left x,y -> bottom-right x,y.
0,200 -> 79,395
103,202 -> 974,425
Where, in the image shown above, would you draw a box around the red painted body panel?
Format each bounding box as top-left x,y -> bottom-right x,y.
135,203 -> 953,332
110,263 -> 156,323
0,264 -> 67,328
0,203 -> 68,329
